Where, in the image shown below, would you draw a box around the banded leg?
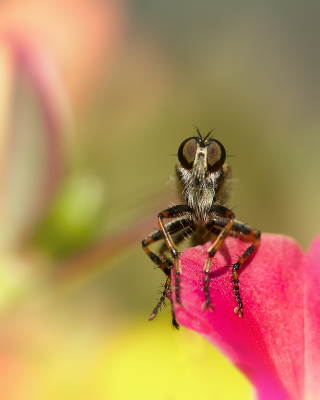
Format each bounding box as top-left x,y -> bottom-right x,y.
202,205 -> 235,311
159,226 -> 194,328
145,225 -> 194,327
147,274 -> 172,321
206,214 -> 261,317
158,223 -> 194,265
142,209 -> 191,322
231,227 -> 260,317
142,218 -> 191,277
147,276 -> 184,328
157,205 -> 191,307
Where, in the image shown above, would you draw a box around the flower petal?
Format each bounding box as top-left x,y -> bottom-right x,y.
172,234 -> 304,400
304,235 -> 320,400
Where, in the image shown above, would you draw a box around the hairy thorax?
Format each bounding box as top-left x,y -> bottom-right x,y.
177,163 -> 221,225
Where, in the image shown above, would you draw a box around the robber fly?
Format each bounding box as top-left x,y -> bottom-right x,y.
142,127 -> 260,328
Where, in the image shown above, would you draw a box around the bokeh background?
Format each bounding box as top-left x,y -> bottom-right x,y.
0,0 -> 319,399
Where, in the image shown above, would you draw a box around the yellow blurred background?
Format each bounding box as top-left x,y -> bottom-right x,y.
0,0 -> 319,398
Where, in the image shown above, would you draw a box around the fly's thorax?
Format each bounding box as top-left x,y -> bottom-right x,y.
177,160 -> 222,224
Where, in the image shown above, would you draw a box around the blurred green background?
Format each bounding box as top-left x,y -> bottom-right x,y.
0,0 -> 319,398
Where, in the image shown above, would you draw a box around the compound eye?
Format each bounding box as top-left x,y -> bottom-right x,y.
178,138 -> 198,169
207,140 -> 226,172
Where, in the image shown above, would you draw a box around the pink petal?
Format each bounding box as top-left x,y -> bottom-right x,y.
304,235 -> 320,400
172,234 -> 305,400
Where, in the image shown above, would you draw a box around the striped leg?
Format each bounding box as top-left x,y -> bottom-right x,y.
206,213 -> 260,317
231,227 -> 260,317
144,225 -> 193,327
147,274 -> 172,322
142,218 -> 191,277
157,205 -> 191,307
202,206 -> 235,311
142,207 -> 191,323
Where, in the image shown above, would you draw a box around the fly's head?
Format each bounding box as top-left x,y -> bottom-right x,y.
177,128 -> 226,223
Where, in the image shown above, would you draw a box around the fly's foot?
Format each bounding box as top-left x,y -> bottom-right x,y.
172,310 -> 180,329
147,312 -> 157,321
234,306 -> 243,318
201,298 -> 214,312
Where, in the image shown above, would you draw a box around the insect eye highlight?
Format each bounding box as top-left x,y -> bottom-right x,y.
207,140 -> 226,172
178,138 -> 198,169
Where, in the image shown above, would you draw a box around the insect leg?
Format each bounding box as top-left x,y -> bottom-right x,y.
158,224 -> 193,263
142,218 -> 190,277
207,216 -> 260,317
162,226 -> 195,328
230,222 -> 260,317
147,226 -> 194,328
202,205 -> 235,312
142,211 -> 191,322
146,274 -> 172,321
158,205 -> 191,307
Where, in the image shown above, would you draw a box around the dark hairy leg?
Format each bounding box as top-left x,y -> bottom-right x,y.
142,206 -> 191,325
205,209 -> 260,316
